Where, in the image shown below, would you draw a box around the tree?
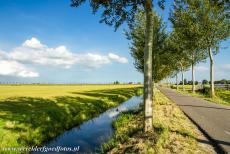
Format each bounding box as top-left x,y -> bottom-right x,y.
184,78 -> 188,85
167,31 -> 190,91
114,81 -> 120,84
170,0 -> 208,93
173,70 -> 180,91
198,0 -> 230,97
202,79 -> 208,85
187,80 -> 192,85
126,10 -> 170,83
71,0 -> 165,132
171,0 -> 230,97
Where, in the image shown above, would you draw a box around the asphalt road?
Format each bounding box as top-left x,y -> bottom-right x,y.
158,87 -> 230,154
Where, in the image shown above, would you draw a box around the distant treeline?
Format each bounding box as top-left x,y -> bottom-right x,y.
179,79 -> 230,85
113,81 -> 142,85
179,79 -> 199,85
0,82 -> 142,85
202,79 -> 230,84
213,79 -> 230,84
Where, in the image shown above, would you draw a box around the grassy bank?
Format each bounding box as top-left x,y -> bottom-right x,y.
103,89 -> 215,154
0,84 -> 142,149
170,85 -> 230,106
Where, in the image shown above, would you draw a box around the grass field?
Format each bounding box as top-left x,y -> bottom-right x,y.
102,89 -> 215,154
0,84 -> 142,99
167,84 -> 230,106
0,84 -> 142,150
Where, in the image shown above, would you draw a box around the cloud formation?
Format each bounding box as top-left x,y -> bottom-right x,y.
221,64 -> 230,71
196,66 -> 209,72
0,37 -> 128,77
9,44 -> 76,69
108,53 -> 128,63
22,37 -> 44,49
0,60 -> 39,77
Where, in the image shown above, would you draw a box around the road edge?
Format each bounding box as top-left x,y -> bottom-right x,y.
157,87 -> 228,154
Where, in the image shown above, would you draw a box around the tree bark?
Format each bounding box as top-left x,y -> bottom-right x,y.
180,62 -> 185,91
182,70 -> 185,91
176,73 -> 179,91
208,47 -> 215,97
192,61 -> 196,93
143,0 -> 153,132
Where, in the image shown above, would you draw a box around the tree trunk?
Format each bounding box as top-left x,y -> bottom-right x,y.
192,62 -> 196,93
180,62 -> 185,91
208,47 -> 215,97
143,0 -> 153,132
176,73 -> 179,91
182,70 -> 185,91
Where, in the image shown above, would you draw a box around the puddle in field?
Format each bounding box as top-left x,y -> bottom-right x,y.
31,95 -> 143,154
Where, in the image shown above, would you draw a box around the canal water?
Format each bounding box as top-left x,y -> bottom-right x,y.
32,95 -> 143,154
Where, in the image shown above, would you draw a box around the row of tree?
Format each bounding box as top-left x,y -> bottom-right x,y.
127,0 -> 229,96
170,0 -> 229,96
71,0 -> 229,132
125,0 -> 229,130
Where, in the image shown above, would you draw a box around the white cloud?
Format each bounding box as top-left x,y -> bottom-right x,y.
0,50 -> 9,60
22,37 -> 44,49
108,53 -> 128,63
76,53 -> 111,68
196,66 -> 209,72
9,43 -> 77,68
221,64 -> 230,71
75,53 -> 128,68
9,38 -> 128,68
0,60 -> 39,77
0,37 -> 128,77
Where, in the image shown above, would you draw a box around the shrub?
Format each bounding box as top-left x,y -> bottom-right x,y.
198,86 -> 210,95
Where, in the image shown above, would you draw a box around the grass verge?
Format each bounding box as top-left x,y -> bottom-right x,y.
0,85 -> 142,151
170,85 -> 230,106
102,89 -> 215,154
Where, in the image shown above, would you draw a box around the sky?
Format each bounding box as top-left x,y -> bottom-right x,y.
0,0 -> 229,84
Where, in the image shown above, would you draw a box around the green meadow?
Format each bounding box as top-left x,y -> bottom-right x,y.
0,84 -> 142,149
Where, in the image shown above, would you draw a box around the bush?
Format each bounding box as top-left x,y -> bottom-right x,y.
202,79 -> 209,85
171,85 -> 177,89
135,88 -> 143,96
198,86 -> 210,95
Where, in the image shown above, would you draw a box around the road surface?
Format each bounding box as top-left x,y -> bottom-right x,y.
158,87 -> 230,154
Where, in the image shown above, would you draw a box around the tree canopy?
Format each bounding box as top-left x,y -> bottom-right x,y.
126,10 -> 173,82
71,0 -> 165,30
169,0 -> 229,95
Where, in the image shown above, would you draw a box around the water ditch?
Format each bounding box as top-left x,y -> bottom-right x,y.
32,95 -> 143,154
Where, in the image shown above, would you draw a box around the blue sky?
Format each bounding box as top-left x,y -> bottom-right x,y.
0,0 -> 229,83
